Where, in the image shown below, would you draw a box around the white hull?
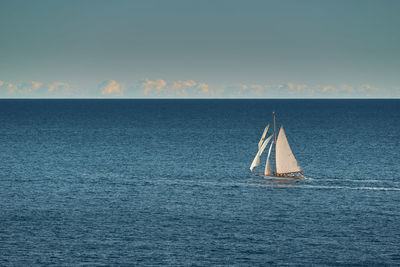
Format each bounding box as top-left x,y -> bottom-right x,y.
252,172 -> 304,179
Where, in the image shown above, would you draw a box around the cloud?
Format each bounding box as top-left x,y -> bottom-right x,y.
322,85 -> 337,93
287,82 -> 295,89
142,79 -> 166,95
250,84 -> 263,90
172,80 -> 197,90
141,79 -> 212,97
250,84 -> 263,95
225,83 -> 265,97
48,81 -> 70,92
341,84 -> 354,93
19,82 -> 39,93
358,84 -> 378,92
198,83 -> 209,94
184,80 -> 196,87
296,84 -> 307,92
2,79 -> 85,97
171,80 -> 212,96
32,81 -> 42,89
0,80 -> 45,95
7,83 -> 18,93
225,82 -> 319,97
100,80 -> 123,96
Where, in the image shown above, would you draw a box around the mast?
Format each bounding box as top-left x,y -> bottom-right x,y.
273,112 -> 277,175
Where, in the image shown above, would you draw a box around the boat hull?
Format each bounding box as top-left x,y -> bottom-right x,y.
252,172 -> 304,179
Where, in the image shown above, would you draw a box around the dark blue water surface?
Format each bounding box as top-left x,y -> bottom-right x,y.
0,99 -> 399,265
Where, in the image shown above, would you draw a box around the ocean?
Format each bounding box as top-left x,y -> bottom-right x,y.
0,99 -> 399,265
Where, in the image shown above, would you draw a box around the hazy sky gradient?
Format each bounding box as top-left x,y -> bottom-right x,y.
1,0 -> 399,98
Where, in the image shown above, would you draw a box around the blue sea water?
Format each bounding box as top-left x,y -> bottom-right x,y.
0,99 -> 399,265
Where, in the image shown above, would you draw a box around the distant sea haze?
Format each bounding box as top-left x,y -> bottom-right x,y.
0,99 -> 399,265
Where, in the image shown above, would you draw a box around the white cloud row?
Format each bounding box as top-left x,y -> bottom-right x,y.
0,80 -> 71,95
223,82 -> 388,98
140,79 -> 214,97
0,79 -> 397,98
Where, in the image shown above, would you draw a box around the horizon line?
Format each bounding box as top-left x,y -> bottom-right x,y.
0,97 -> 399,100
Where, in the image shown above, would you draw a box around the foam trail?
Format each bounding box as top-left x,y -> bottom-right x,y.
298,185 -> 400,191
315,178 -> 397,183
161,177 -> 400,191
307,176 -> 400,183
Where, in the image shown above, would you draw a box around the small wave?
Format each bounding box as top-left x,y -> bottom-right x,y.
162,179 -> 250,188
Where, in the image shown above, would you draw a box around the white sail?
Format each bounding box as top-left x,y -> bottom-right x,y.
250,135 -> 272,172
264,140 -> 274,175
275,126 -> 302,174
258,123 -> 270,150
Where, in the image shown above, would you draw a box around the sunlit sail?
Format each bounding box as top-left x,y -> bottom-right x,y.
258,123 -> 270,150
250,135 -> 273,172
264,140 -> 274,175
276,126 -> 302,174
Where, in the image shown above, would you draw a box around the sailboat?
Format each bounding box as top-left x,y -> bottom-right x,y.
250,112 -> 304,179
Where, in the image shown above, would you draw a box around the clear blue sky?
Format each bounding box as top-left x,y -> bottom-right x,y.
1,0 -> 399,98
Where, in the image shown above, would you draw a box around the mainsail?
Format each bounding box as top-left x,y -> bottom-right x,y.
264,140 -> 274,175
258,123 -> 270,150
275,126 -> 302,174
250,135 -> 272,172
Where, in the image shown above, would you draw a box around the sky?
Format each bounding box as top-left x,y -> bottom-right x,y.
1,0 -> 399,98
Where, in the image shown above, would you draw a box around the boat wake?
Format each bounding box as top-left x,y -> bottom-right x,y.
250,175 -> 400,191
155,175 -> 400,192
306,177 -> 399,183
297,184 -> 400,191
